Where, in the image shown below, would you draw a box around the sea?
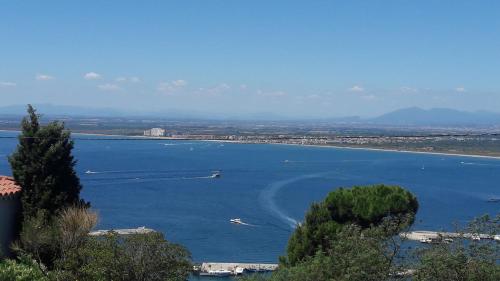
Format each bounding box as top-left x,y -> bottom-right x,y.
1,130 -> 499,279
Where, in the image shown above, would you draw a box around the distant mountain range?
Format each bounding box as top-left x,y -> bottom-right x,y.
371,107 -> 500,126
1,104 -> 500,126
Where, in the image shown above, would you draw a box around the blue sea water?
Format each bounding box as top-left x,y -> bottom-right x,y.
1,130 -> 499,267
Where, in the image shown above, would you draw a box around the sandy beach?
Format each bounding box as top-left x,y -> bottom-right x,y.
2,129 -> 500,160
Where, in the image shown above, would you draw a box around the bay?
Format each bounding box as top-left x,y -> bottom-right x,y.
1,130 -> 498,266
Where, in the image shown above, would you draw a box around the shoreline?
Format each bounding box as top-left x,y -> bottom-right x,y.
2,129 -> 500,160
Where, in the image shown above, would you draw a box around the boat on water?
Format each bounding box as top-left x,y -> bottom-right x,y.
487,197 -> 500,203
234,267 -> 245,275
200,269 -> 232,277
85,170 -> 93,174
230,218 -> 243,224
210,171 -> 221,178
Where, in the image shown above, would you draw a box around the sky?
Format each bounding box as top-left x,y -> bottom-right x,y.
1,0 -> 499,118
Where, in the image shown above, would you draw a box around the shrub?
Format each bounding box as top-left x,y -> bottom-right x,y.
0,259 -> 48,281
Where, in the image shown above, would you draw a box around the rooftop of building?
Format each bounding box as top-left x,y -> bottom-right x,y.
0,176 -> 21,197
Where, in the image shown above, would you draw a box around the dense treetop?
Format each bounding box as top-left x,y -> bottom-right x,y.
285,184 -> 418,265
8,105 -> 87,219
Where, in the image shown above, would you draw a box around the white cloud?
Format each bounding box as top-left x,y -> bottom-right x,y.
35,74 -> 54,81
348,85 -> 364,92
116,76 -> 141,83
306,94 -> 320,99
158,79 -> 188,94
400,86 -> 418,94
455,87 -> 466,93
256,89 -> 287,97
195,83 -> 231,96
0,81 -> 16,87
171,79 -> 187,87
361,94 -> 376,100
98,83 -> 120,91
84,72 -> 102,80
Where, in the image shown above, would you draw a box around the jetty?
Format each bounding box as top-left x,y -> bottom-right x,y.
89,226 -> 155,236
400,230 -> 500,242
194,262 -> 278,276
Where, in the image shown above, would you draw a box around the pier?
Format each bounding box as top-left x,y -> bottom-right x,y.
400,231 -> 500,242
195,262 -> 278,276
89,227 -> 155,236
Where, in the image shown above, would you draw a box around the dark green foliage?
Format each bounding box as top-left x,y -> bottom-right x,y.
12,211 -> 61,269
8,105 -> 87,220
0,258 -> 48,281
414,215 -> 500,281
241,219 -> 408,281
245,214 -> 499,281
13,207 -> 192,281
61,232 -> 192,281
285,184 -> 418,265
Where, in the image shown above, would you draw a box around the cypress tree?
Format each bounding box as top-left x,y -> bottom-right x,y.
8,105 -> 88,220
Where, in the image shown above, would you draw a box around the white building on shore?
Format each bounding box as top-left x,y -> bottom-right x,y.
144,128 -> 166,137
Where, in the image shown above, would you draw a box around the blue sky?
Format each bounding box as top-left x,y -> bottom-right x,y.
1,0 -> 499,118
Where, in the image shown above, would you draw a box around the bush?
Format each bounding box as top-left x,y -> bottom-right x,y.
78,232 -> 192,281
0,259 -> 48,281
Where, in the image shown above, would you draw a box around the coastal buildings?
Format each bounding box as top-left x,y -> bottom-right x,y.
144,127 -> 166,137
0,176 -> 21,257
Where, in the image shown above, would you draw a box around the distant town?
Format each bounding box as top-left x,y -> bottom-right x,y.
2,114 -> 499,157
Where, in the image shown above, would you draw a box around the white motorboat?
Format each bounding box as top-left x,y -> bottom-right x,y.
201,269 -> 232,277
234,267 -> 245,275
210,171 -> 221,178
230,218 -> 243,224
419,237 -> 433,244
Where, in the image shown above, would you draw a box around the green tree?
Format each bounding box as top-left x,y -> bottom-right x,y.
285,184 -> 418,265
8,104 -> 87,220
241,218 -> 410,281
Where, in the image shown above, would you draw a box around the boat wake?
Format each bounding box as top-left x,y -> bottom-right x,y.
259,173 -> 327,229
459,161 -> 494,166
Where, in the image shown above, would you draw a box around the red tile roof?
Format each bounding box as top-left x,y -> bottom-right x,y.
0,176 -> 21,197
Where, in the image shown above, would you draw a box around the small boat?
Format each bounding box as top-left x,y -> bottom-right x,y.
200,269 -> 232,277
419,237 -> 441,244
443,238 -> 454,244
210,171 -> 221,178
419,238 -> 433,244
234,267 -> 245,275
246,267 -> 271,273
487,197 -> 500,203
230,218 -> 243,224
85,170 -> 94,174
